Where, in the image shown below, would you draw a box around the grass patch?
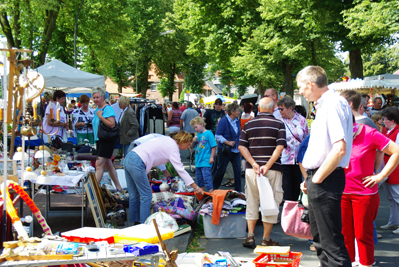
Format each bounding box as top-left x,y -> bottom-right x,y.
186,224 -> 206,252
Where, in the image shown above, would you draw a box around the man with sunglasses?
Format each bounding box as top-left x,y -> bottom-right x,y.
204,98 -> 225,134
264,88 -> 282,120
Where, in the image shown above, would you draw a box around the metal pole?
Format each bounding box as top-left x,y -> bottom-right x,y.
2,43 -> 9,242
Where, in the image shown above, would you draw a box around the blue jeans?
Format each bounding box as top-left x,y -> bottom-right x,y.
196,167 -> 213,190
306,167 -> 351,267
122,144 -> 130,158
124,151 -> 152,223
213,149 -> 241,192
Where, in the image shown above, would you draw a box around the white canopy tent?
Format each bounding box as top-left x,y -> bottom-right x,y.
35,59 -> 106,98
328,74 -> 399,95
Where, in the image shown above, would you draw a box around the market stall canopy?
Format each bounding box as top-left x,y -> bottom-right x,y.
199,95 -> 237,105
328,74 -> 399,95
36,59 -> 105,90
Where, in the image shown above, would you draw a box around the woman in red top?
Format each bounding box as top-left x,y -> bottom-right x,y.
167,102 -> 182,134
380,107 -> 399,234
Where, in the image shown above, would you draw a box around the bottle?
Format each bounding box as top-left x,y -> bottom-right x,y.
72,148 -> 77,161
79,138 -> 83,145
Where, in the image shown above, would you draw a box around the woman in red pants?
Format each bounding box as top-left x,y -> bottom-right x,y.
342,118 -> 399,267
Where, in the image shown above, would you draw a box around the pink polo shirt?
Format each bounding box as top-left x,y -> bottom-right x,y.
344,125 -> 390,195
133,136 -> 194,185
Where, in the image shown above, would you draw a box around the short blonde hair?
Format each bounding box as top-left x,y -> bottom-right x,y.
190,116 -> 206,127
169,131 -> 193,145
92,87 -> 106,98
118,96 -> 130,107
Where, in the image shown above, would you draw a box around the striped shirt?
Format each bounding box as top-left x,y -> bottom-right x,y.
239,112 -> 286,172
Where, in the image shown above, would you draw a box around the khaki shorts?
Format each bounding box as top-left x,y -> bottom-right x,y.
245,168 -> 283,223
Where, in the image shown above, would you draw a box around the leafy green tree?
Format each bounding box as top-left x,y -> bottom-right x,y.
0,0 -> 62,66
158,76 -> 177,101
179,87 -> 186,102
363,44 -> 399,77
183,61 -> 206,94
313,0 -> 395,79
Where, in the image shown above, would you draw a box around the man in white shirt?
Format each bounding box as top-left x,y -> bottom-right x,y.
297,66 -> 352,267
264,88 -> 281,120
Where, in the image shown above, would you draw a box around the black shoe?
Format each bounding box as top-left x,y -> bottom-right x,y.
242,236 -> 256,248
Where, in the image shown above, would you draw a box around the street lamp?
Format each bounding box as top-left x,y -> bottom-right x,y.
135,30 -> 175,94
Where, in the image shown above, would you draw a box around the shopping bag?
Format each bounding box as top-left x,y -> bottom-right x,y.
256,174 -> 279,216
281,194 -> 312,239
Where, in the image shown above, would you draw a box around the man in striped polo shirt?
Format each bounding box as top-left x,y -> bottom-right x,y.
238,97 -> 286,248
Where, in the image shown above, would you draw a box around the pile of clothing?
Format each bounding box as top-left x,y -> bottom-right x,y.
196,190 -> 246,222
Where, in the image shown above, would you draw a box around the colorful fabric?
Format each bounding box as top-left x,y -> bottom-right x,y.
154,202 -> 197,221
280,111 -> 309,165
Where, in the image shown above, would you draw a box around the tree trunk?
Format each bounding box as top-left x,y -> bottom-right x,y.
311,39 -> 317,65
13,2 -> 21,48
258,82 -> 265,96
74,0 -> 85,68
0,12 -> 15,47
139,61 -> 149,98
37,5 -> 61,66
282,61 -> 294,97
349,49 -> 363,79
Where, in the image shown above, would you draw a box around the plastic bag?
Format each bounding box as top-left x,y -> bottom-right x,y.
144,211 -> 179,232
256,174 -> 279,216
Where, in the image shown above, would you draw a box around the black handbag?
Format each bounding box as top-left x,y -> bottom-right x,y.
97,106 -> 120,141
221,117 -> 233,155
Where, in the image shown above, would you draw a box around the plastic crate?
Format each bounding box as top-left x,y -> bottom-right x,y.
113,224 -> 174,244
203,212 -> 246,238
253,252 -> 302,267
61,227 -> 119,244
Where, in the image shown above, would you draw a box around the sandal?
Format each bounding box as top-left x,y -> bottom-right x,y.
225,182 -> 235,187
221,181 -> 231,186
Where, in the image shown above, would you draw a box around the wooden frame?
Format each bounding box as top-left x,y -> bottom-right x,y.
84,173 -> 106,227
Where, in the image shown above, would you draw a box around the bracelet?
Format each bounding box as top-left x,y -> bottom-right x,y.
252,162 -> 257,167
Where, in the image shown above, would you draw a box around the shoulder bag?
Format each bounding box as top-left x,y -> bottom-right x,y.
221,117 -> 233,155
97,106 -> 120,141
281,192 -> 312,239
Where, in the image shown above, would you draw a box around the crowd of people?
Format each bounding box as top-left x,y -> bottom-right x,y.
37,68 -> 399,266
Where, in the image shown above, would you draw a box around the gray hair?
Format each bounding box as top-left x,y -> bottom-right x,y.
360,97 -> 368,108
118,96 -> 130,107
373,97 -> 382,104
226,103 -> 240,115
259,98 -> 274,110
92,87 -> 106,98
296,65 -> 327,88
277,96 -> 295,110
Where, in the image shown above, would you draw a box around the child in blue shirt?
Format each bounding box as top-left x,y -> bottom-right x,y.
190,117 -> 217,192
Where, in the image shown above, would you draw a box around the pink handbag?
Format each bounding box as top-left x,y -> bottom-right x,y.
281,199 -> 312,239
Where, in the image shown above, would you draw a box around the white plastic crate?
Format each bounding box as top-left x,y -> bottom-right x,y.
203,212 -> 246,238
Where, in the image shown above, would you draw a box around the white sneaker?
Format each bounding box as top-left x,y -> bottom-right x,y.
351,261 -> 359,267
393,228 -> 399,234
380,224 -> 399,230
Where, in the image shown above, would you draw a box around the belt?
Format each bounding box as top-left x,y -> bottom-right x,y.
307,167 -> 343,173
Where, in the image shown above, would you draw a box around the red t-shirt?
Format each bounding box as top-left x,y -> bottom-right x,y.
344,125 -> 390,195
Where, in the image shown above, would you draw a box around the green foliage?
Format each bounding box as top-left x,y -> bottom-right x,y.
179,87 -> 186,102
363,44 -> 399,77
183,62 -> 206,94
165,162 -> 178,177
158,78 -> 177,101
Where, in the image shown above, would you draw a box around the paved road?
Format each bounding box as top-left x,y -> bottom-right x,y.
179,147 -> 399,267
